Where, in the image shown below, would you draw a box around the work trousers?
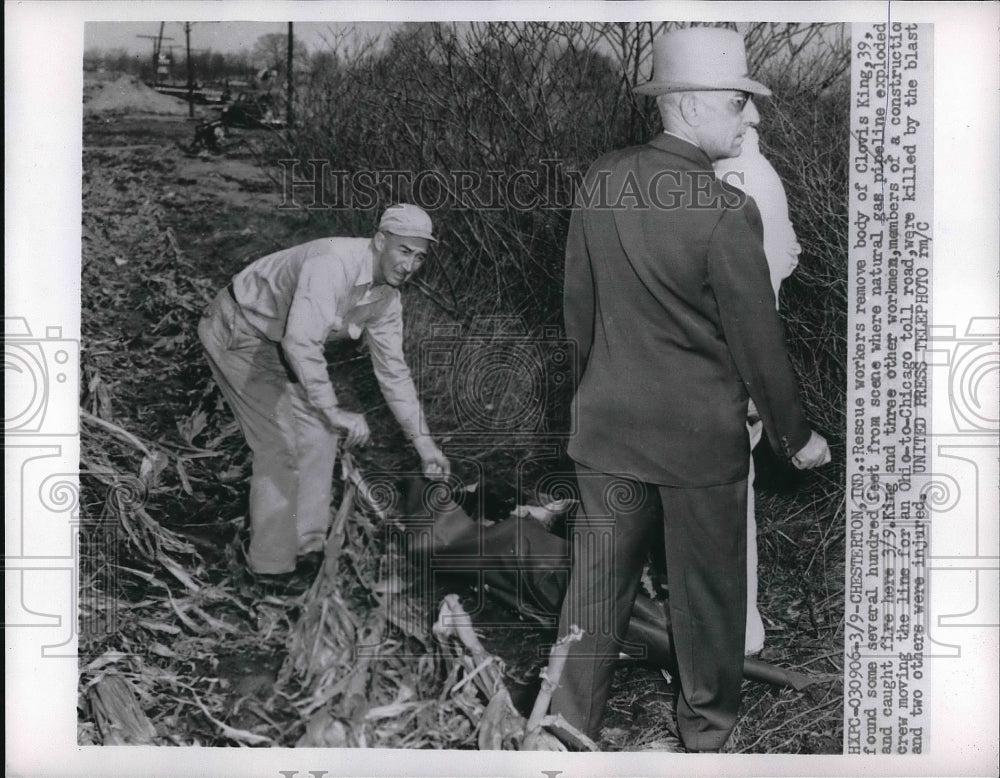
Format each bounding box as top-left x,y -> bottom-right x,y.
550,463 -> 747,752
198,289 -> 338,574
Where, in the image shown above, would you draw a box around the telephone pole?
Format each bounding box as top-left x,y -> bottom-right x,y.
286,22 -> 294,128
184,23 -> 194,117
137,22 -> 174,84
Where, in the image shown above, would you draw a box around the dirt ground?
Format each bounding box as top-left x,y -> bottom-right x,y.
80,109 -> 844,752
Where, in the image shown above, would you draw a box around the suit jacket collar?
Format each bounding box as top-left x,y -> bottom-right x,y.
648,132 -> 714,170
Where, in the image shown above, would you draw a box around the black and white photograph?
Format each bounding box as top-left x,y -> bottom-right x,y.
5,3 -> 998,777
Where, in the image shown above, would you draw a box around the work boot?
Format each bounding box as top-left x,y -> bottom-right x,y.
250,569 -> 310,598
234,536 -> 323,598
294,550 -> 324,582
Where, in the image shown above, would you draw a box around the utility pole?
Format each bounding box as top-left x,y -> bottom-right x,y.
137,22 -> 174,84
162,45 -> 180,82
286,22 -> 294,128
185,23 -> 194,118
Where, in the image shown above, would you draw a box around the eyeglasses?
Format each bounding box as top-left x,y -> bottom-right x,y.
728,92 -> 752,112
684,89 -> 753,113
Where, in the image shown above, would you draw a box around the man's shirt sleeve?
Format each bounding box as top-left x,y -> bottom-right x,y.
364,294 -> 425,440
281,254 -> 349,410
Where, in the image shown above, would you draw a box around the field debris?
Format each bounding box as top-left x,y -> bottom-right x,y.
81,118 -> 530,747
520,627 -> 598,752
433,595 -> 595,751
86,74 -> 190,115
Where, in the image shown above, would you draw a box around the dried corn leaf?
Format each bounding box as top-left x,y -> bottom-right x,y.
190,692 -> 272,745
177,409 -> 208,446
158,555 -> 202,594
365,697 -> 423,722
520,726 -> 568,751
537,713 -> 598,751
137,619 -> 182,635
82,650 -> 128,673
149,642 -> 179,659
477,687 -> 524,750
89,674 -> 157,745
166,593 -> 205,633
185,605 -> 231,633
175,458 -> 193,495
139,450 -> 170,488
296,712 -> 348,747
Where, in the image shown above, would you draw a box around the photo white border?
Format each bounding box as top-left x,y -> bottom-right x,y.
6,2 -> 998,776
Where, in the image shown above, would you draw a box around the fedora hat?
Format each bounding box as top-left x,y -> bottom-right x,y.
634,27 -> 771,97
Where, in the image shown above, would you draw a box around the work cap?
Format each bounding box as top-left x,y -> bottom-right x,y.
378,203 -> 437,243
634,27 -> 771,97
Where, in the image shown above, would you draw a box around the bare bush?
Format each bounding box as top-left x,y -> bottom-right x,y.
282,42 -> 850,747
282,22 -> 849,449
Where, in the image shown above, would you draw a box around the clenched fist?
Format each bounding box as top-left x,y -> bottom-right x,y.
792,430 -> 831,470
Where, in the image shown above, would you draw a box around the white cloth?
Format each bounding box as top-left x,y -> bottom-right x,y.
714,127 -> 800,307
715,129 -> 801,654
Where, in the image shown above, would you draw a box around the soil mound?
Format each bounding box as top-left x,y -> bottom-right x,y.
86,75 -> 188,115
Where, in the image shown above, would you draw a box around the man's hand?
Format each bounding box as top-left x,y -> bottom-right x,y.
324,408 -> 370,449
792,430 -> 831,469
413,436 -> 450,481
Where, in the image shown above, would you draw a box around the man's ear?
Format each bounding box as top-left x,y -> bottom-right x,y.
373,230 -> 386,252
677,92 -> 702,126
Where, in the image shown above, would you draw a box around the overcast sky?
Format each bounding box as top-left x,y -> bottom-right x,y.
84,21 -> 398,57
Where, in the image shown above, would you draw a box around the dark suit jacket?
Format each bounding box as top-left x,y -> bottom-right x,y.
564,133 -> 812,487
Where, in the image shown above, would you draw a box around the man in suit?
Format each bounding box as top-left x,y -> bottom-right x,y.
550,27 -> 830,752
